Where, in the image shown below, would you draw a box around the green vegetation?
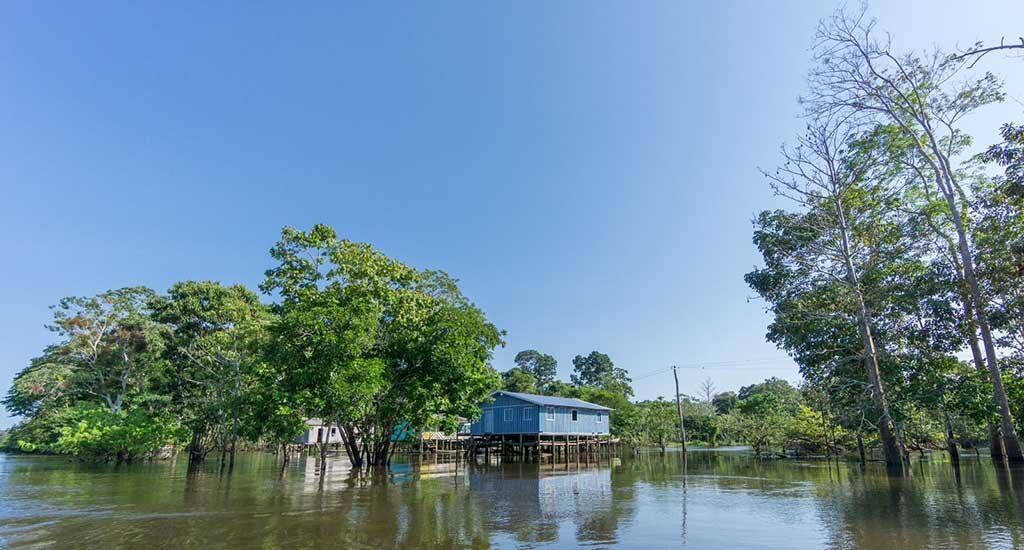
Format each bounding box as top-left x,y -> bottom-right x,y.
3,224 -> 504,466
745,5 -> 1024,466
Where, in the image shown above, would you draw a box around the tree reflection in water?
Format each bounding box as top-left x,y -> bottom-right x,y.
1,451 -> 1023,548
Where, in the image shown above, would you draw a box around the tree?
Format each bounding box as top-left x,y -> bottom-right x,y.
152,281 -> 271,466
637,399 -> 678,454
698,378 -> 716,405
501,367 -> 538,394
46,287 -> 166,415
571,351 -> 633,398
807,6 -> 1023,463
738,378 -> 802,417
711,391 -> 738,415
3,287 -> 179,459
513,350 -> 558,388
261,224 -> 503,468
3,348 -> 74,418
746,116 -> 910,466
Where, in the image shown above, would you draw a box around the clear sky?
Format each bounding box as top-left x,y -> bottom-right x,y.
2,1 -> 1022,428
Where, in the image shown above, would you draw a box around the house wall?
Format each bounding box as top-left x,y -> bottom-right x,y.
470,394 -> 542,435
296,424 -> 346,444
470,395 -> 609,435
539,406 -> 608,435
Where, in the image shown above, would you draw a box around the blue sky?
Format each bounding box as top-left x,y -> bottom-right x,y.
2,2 -> 1022,427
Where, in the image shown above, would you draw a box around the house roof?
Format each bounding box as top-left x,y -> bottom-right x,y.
491,391 -> 612,411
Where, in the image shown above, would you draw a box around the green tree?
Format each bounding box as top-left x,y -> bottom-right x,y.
711,391 -> 738,415
3,287 -> 178,458
513,350 -> 558,388
152,281 -> 271,466
738,378 -> 801,417
501,367 -> 537,394
809,6 -> 1022,462
746,116 -> 911,466
46,287 -> 167,415
571,351 -> 633,398
261,224 -> 503,468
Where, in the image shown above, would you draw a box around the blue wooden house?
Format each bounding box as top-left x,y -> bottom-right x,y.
470,391 -> 611,436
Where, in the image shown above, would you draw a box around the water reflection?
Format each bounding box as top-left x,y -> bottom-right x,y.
1,451 -> 1023,548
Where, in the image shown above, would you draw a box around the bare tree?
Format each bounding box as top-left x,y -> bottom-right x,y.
699,378 -> 716,405
804,6 -> 1024,463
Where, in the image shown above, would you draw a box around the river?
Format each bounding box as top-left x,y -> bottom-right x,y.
2,450 -> 1023,548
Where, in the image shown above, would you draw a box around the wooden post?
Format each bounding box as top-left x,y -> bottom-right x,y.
673,366 -> 688,453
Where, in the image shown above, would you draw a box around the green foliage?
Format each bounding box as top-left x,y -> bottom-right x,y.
571,351 -> 633,398
711,391 -> 738,415
49,403 -> 185,459
501,367 -> 538,394
514,350 -> 558,388
261,224 -> 504,466
151,281 -> 271,459
737,378 -> 801,416
11,403 -> 185,459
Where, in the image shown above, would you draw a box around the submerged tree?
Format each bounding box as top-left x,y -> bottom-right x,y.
261,224 -> 503,468
152,281 -> 271,466
746,116 -> 912,466
806,6 -> 1022,462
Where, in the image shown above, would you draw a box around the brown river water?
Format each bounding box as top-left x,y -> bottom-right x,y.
2,449 -> 1023,549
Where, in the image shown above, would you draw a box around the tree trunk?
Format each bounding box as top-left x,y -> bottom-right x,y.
990,424 -> 1006,462
959,275 -> 1007,463
836,207 -> 904,468
941,179 -> 1024,463
944,410 -> 960,463
857,431 -> 866,466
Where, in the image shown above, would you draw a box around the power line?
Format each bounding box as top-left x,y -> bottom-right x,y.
628,357 -> 796,381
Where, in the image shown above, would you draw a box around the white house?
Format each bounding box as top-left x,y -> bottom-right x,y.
295,419 -> 346,445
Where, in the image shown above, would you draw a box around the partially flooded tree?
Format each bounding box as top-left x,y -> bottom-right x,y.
152,281 -> 271,467
746,116 -> 912,466
261,224 -> 503,469
805,6 -> 1023,462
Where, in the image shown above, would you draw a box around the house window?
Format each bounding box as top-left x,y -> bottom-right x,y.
546,406 -> 555,421
504,408 -> 513,422
523,407 -> 533,421
596,413 -> 603,423
571,409 -> 579,422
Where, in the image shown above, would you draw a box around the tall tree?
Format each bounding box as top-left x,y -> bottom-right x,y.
571,351 -> 633,398
807,6 -> 1023,462
513,350 -> 558,389
501,367 -> 538,394
261,224 -> 503,468
746,116 -> 912,466
45,287 -> 166,415
152,281 -> 271,466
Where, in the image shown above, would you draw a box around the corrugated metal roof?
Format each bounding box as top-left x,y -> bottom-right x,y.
491,391 -> 612,411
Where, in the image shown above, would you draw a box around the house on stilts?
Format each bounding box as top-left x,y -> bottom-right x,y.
468,391 -> 613,460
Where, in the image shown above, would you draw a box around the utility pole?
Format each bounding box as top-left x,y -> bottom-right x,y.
672,365 -> 687,453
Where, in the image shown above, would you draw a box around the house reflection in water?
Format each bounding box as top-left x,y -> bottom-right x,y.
469,461 -> 633,547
